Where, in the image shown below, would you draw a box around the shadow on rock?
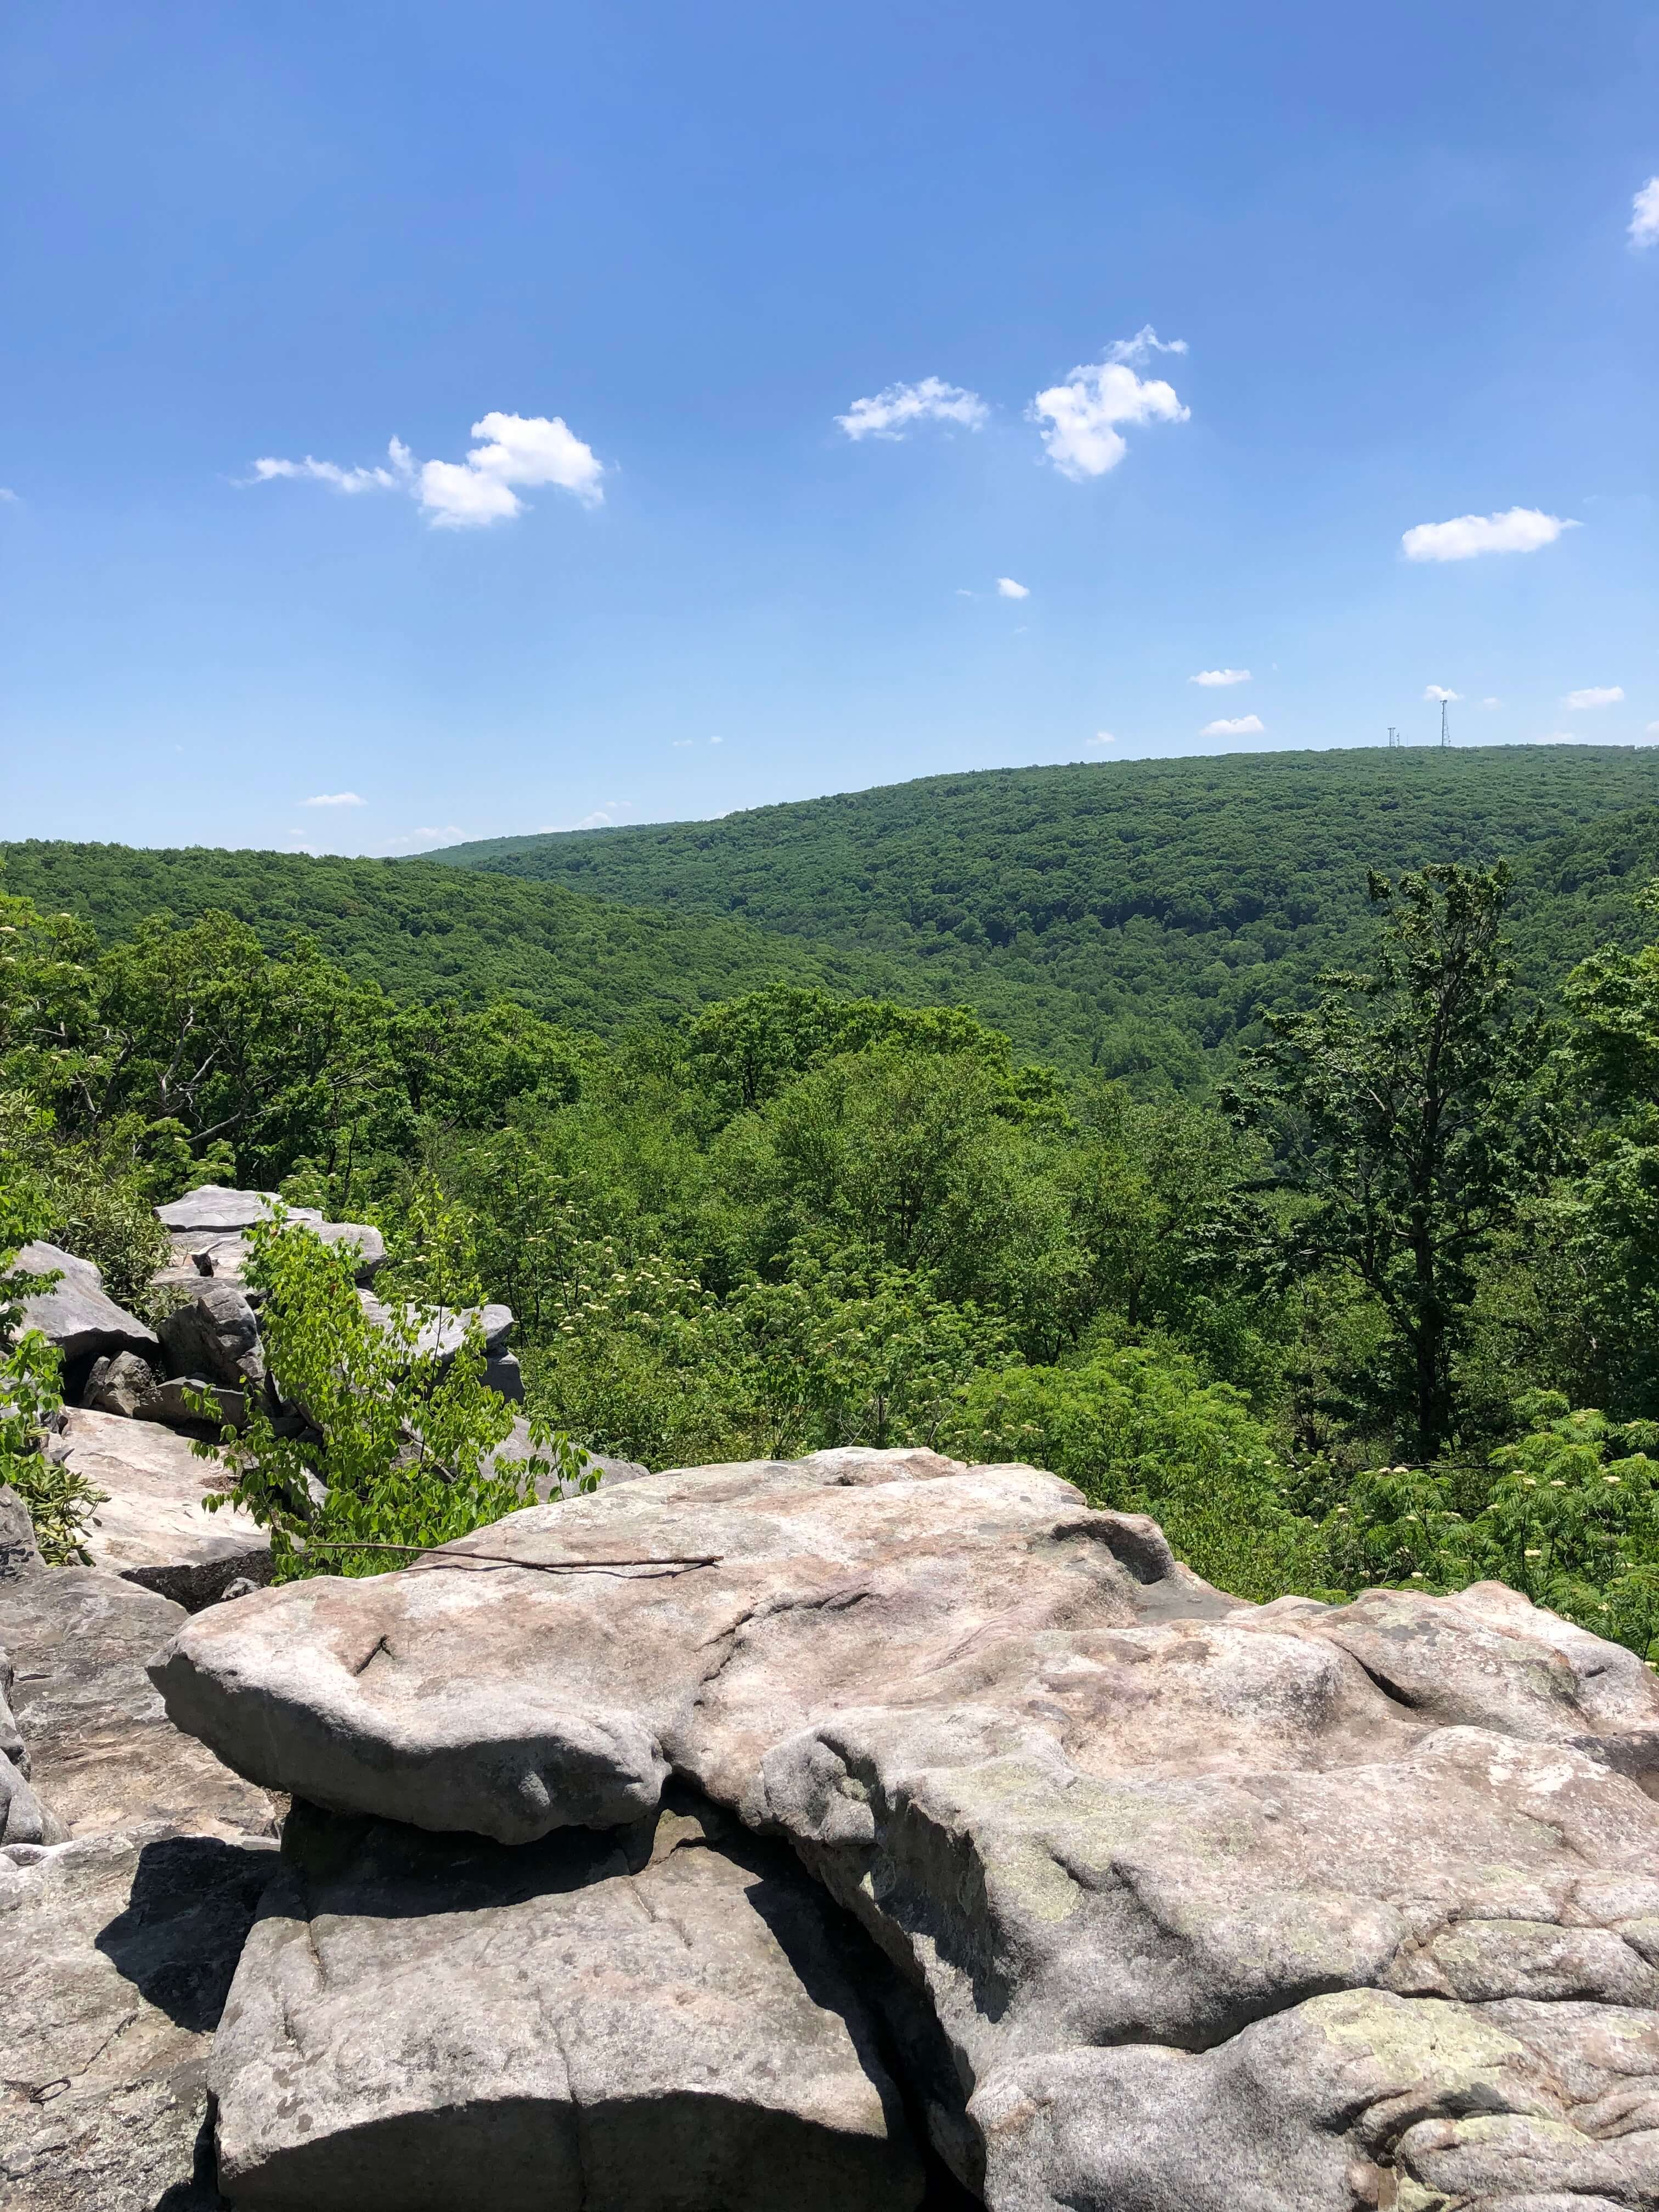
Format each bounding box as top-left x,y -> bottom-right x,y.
95,1833 -> 277,2034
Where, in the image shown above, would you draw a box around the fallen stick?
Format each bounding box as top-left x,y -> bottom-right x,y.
295,1536 -> 721,1576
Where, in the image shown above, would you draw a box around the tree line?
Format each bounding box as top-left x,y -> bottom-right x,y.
3,859 -> 1658,1652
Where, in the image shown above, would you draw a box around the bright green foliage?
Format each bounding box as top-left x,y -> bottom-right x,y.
1228,865 -> 1554,1457
199,1215 -> 591,1579
433,748 -> 1659,1074
0,1172 -> 103,1563
940,1345 -> 1322,1602
1325,1397 -> 1659,1660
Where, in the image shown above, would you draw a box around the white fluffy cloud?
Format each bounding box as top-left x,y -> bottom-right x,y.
1564,685 -> 1624,710
1191,668 -> 1250,687
1087,731 -> 1116,747
1401,507 -> 1576,562
1423,685 -> 1461,703
0,487 -> 18,503
1630,177 -> 1659,248
302,791 -> 366,806
248,414 -> 603,529
996,577 -> 1030,600
1201,714 -> 1265,737
835,377 -> 989,441
1030,331 -> 1189,479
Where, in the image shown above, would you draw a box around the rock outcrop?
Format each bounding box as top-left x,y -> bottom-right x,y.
46,1407 -> 270,1609
152,1185 -> 385,1296
211,1793 -> 928,2212
13,1242 -> 160,1390
150,1447 -> 1659,2210
1,1513 -> 278,2211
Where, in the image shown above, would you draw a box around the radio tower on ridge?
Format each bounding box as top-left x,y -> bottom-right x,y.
1440,698 -> 1451,748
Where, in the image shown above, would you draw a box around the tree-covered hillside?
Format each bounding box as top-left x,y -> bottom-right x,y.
0,844 -> 905,1034
434,747 -> 1659,1079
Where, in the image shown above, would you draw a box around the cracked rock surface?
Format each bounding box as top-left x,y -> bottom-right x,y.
1,1540 -> 277,2210
149,1449 -> 1659,2209
211,1791 -> 929,2212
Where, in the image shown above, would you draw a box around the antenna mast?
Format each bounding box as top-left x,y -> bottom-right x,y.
1440,699 -> 1451,748
1387,725 -> 1400,749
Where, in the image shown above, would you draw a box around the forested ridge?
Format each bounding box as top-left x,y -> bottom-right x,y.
436,746 -> 1659,1077
11,746 -> 1659,1084
0,843 -> 908,1032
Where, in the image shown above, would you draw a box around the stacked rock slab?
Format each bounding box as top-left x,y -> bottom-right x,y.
151,1447 -> 1659,2212
152,1185 -> 386,1294
0,1486 -> 278,2212
47,1407 -> 270,1607
213,1793 -> 929,2212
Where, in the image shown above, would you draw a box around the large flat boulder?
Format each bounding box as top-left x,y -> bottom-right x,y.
153,1186 -> 384,1294
1,1551 -> 276,1840
150,1451 -> 1659,2209
1,1826 -> 278,2211
13,1242 -> 160,1378
211,1792 -> 926,2212
159,1280 -> 265,1392
0,1553 -> 279,2210
47,1407 -> 270,1610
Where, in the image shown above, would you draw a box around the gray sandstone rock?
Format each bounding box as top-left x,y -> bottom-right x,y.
0,1480 -> 43,1578
159,1279 -> 266,1391
1,1553 -> 277,1839
155,1187 -> 324,1237
47,1407 -> 269,1609
151,1187 -> 385,1295
211,1792 -> 927,2212
149,1458 -> 1195,1842
82,1348 -> 162,1418
483,1348 -> 523,1400
0,1823 -> 278,2210
150,1451 -> 1659,2209
139,1375 -> 252,1432
358,1289 -> 515,1359
12,1240 -> 160,1377
0,1555 -> 279,2210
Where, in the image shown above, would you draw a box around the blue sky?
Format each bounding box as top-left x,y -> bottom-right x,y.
3,1 -> 1656,856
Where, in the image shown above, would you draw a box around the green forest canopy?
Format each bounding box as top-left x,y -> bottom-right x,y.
432,746 -> 1659,1079
10,746 -> 1659,1086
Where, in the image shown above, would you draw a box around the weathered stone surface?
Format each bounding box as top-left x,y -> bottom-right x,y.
0,1549 -> 279,2210
212,1792 -> 926,2211
0,1480 -> 43,1578
483,1349 -> 523,1401
2,1559 -> 277,1839
0,1744 -> 68,1843
159,1280 -> 265,1392
82,1348 -> 162,1418
358,1290 -> 515,1359
140,1376 -> 252,1433
13,1242 -> 160,1375
151,1187 -> 385,1294
155,1187 -> 323,1237
150,1455 -> 1204,1842
152,1451 -> 1659,2208
1,1824 -> 278,2211
46,1408 -> 269,1609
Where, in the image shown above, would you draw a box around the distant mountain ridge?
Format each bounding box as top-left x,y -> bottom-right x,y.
428,747 -> 1659,1080
10,748 -> 1659,1085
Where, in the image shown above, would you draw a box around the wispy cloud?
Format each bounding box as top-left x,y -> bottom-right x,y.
302,791 -> 366,807
1030,330 -> 1189,480
1630,176 -> 1659,249
252,456 -> 397,494
1190,668 -> 1250,687
709,735 -> 724,744
835,377 -> 989,441
1201,714 -> 1265,737
0,487 -> 18,504
1086,731 -> 1116,747
1423,685 -> 1460,703
246,413 -> 603,529
1563,685 -> 1624,710
1481,697 -> 1501,709
996,577 -> 1030,600
1402,507 -> 1576,562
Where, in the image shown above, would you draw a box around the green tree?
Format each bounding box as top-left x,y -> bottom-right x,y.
202,1215 -> 590,1578
940,1343 -> 1322,1603
1228,865 -> 1553,1457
